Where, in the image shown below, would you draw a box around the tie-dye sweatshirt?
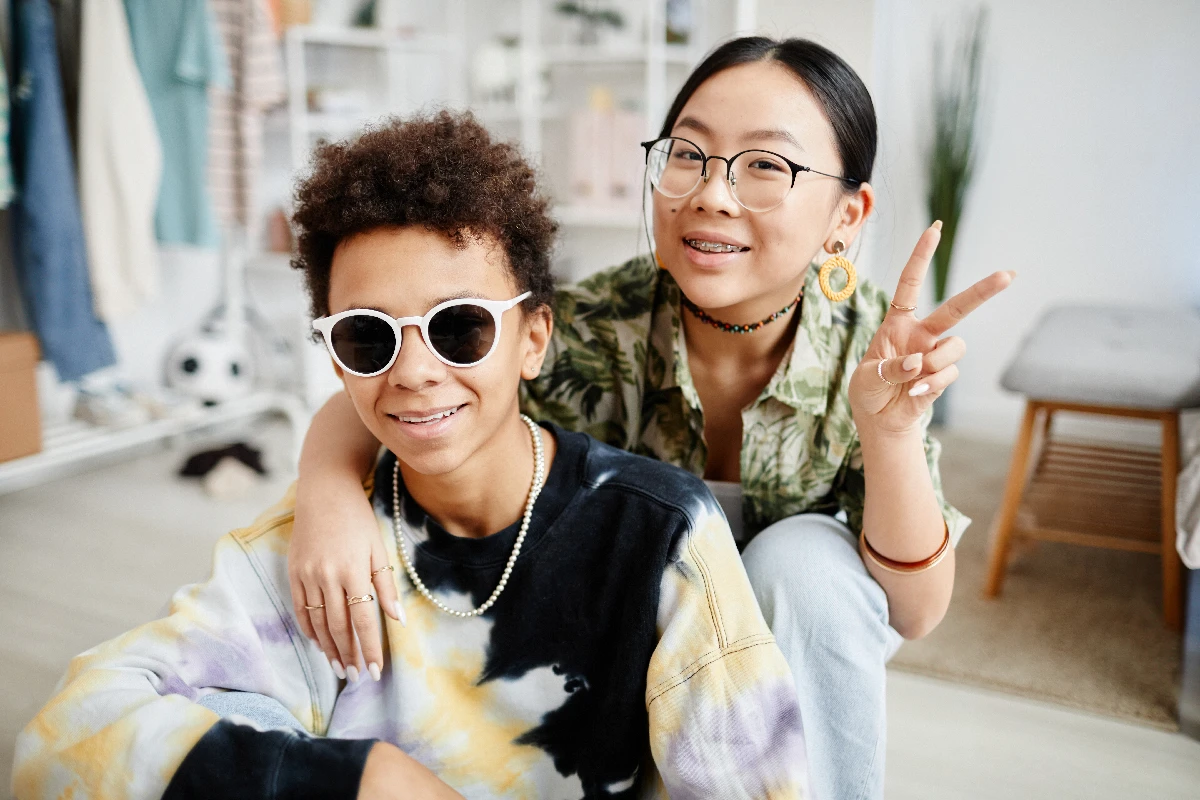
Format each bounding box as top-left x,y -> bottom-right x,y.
14,424 -> 808,799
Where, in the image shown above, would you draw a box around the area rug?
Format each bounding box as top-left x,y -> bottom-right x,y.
889,431 -> 1181,730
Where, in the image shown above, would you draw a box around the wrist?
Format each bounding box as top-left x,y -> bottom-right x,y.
855,418 -> 924,450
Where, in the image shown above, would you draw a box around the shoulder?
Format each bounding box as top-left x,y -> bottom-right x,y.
553,254 -> 661,328
573,429 -> 718,525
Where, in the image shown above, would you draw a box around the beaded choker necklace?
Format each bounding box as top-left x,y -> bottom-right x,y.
681,290 -> 803,334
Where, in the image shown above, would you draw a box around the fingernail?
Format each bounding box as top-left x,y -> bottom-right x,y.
902,353 -> 922,371
932,220 -> 943,231
909,383 -> 931,397
369,663 -> 381,682
346,665 -> 360,683
393,601 -> 407,628
331,659 -> 346,680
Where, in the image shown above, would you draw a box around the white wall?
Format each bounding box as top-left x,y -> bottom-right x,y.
866,0 -> 1200,438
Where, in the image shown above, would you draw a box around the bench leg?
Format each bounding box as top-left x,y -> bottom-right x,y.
1163,411 -> 1183,631
985,401 -> 1041,598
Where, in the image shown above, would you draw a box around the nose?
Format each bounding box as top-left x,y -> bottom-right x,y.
691,156 -> 741,216
387,325 -> 446,391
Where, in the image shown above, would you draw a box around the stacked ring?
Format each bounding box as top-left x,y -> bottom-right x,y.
877,358 -> 898,387
371,565 -> 395,578
346,594 -> 375,606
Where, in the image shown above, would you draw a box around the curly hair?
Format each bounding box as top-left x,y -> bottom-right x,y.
291,111 -> 557,319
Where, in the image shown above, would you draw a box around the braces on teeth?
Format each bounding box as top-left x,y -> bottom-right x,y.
686,239 -> 745,253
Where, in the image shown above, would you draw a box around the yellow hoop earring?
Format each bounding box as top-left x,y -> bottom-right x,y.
819,241 -> 857,302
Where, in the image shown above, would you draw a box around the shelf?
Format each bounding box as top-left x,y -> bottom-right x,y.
0,391 -> 309,496
290,25 -> 453,53
543,44 -> 695,66
554,205 -> 642,228
304,112 -> 379,136
471,103 -> 565,122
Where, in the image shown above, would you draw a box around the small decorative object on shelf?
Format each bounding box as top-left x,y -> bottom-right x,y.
471,36 -> 521,105
555,1 -> 625,47
666,0 -> 692,44
567,86 -> 644,211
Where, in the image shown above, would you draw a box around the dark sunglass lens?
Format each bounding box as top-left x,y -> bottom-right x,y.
428,304 -> 495,365
329,315 -> 396,375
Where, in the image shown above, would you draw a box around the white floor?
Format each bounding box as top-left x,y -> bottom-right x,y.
2,420 -> 1199,798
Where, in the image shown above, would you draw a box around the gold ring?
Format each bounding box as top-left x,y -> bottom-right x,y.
889,300 -> 917,312
346,594 -> 375,606
371,565 -> 395,578
878,359 -> 897,386
304,604 -> 325,610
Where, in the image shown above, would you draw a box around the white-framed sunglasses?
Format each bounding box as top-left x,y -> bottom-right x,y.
312,292 -> 531,377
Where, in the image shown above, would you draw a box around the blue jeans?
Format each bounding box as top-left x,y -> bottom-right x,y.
742,513 -> 903,800
10,0 -> 116,381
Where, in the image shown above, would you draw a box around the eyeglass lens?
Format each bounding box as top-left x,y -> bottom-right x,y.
329,304 -> 498,374
646,138 -> 794,212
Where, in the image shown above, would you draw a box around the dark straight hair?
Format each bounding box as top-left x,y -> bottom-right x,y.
658,37 -> 877,190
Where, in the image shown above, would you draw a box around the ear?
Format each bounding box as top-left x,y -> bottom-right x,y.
520,304 -> 553,381
824,182 -> 876,253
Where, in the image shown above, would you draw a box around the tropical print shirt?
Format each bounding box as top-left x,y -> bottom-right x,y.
523,255 -> 969,542
13,425 -> 808,799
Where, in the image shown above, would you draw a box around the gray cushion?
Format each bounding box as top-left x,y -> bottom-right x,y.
1001,305 -> 1200,409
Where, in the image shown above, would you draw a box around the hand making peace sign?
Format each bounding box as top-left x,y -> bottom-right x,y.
848,221 -> 1016,436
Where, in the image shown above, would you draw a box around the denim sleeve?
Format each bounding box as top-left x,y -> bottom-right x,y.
163,720 -> 375,800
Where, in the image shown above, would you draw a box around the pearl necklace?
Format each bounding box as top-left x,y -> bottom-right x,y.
391,414 -> 545,618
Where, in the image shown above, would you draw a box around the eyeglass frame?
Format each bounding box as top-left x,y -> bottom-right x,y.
311,292 -> 532,377
639,136 -> 860,212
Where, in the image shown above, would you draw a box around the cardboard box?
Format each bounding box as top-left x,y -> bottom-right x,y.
0,332 -> 42,462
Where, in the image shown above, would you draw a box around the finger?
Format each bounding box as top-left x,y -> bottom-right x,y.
372,569 -> 404,629
290,572 -> 318,642
322,578 -> 360,681
348,583 -> 385,682
371,542 -> 403,626
923,270 -> 1016,337
304,588 -> 345,680
921,336 -> 966,376
906,363 -> 960,401
875,353 -> 925,389
890,222 -> 943,310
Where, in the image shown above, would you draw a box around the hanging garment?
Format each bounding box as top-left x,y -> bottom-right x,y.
208,0 -> 286,236
79,0 -> 164,321
0,47 -> 16,209
124,0 -> 230,248
9,0 -> 117,382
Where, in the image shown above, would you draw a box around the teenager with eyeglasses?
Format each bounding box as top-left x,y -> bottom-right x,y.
13,114 -> 808,799
289,37 -> 1015,799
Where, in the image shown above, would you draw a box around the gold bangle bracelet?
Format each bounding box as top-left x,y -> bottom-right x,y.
860,521 -> 951,575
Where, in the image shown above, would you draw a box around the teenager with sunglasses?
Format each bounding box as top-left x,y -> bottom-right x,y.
290,37 -> 1015,799
13,114 -> 807,799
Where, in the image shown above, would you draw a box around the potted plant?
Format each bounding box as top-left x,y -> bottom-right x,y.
555,1 -> 625,47
926,7 -> 988,425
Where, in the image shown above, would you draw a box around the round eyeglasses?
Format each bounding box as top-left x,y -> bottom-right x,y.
640,136 -> 859,213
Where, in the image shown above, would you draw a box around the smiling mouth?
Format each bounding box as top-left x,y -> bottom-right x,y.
684,238 -> 750,254
389,405 -> 465,424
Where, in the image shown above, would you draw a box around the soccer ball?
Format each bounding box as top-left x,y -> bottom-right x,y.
165,330 -> 255,406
